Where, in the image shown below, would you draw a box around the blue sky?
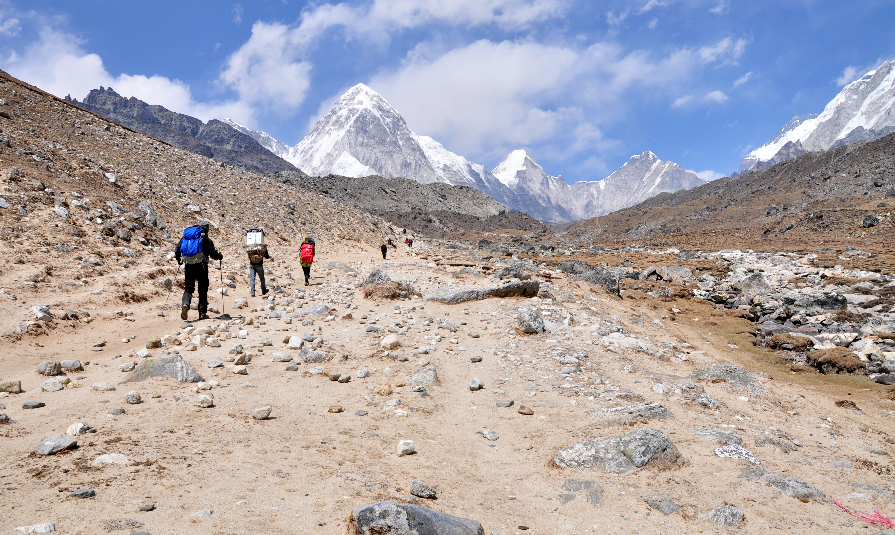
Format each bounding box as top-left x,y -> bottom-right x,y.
2,1 -> 894,182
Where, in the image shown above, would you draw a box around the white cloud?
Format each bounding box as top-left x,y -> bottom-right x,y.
638,0 -> 666,14
369,36 -> 748,161
2,25 -> 255,125
704,90 -> 728,103
233,4 -> 243,24
648,17 -> 658,29
710,1 -> 727,14
688,169 -> 724,181
733,71 -> 752,87
672,95 -> 693,108
835,65 -> 858,87
0,14 -> 19,36
696,37 -> 746,65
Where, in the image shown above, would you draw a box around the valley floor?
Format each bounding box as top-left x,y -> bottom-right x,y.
2,241 -> 895,535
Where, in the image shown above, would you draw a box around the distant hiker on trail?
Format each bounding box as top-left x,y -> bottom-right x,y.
387,237 -> 394,247
380,243 -> 388,260
246,229 -> 272,297
406,238 -> 413,248
300,237 -> 315,286
175,221 -> 223,321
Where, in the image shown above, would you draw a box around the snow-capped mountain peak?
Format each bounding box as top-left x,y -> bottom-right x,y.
492,149 -> 533,187
220,118 -> 291,159
741,58 -> 895,173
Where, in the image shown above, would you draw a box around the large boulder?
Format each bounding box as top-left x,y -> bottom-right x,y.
36,436 -> 77,455
494,261 -> 537,280
364,269 -> 391,285
425,279 -> 539,304
554,427 -> 685,474
517,307 -> 545,334
120,356 -> 204,383
738,273 -> 770,297
410,366 -> 440,386
352,501 -> 484,535
575,267 -> 622,297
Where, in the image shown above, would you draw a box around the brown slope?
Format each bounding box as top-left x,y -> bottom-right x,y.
0,69 -> 390,275
565,131 -> 895,256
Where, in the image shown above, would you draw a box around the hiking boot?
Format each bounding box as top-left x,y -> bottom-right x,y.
305,279 -> 309,286
180,306 -> 189,321
262,288 -> 269,295
198,313 -> 209,320
250,291 -> 255,297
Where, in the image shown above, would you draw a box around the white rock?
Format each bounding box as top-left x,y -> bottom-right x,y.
196,394 -> 214,408
67,422 -> 91,436
287,336 -> 304,350
380,334 -> 401,350
356,368 -> 370,378
91,382 -> 115,392
15,523 -> 55,534
233,365 -> 248,375
205,337 -> 221,348
93,453 -> 132,466
397,439 -> 416,456
652,384 -> 668,394
136,348 -> 150,358
42,378 -> 64,392
124,391 -> 142,404
238,330 -> 248,339
196,381 -> 212,391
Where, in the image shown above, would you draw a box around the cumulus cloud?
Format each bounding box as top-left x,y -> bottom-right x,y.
696,37 -> 746,65
835,65 -> 859,87
638,0 -> 666,14
2,24 -> 254,124
710,1 -> 727,14
648,17 -> 658,29
704,90 -> 728,103
369,36 -> 748,161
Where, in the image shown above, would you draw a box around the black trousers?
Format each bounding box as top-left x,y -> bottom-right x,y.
302,265 -> 311,282
182,262 -> 209,313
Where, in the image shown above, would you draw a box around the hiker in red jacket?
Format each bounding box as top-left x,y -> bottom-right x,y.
300,237 -> 315,286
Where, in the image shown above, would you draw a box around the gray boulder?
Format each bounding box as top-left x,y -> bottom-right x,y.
36,436 -> 77,455
738,469 -> 825,499
739,273 -> 770,297
554,427 -> 685,474
517,307 -> 545,334
575,267 -> 622,297
60,359 -> 83,371
694,363 -> 770,398
597,402 -> 673,426
352,501 -> 484,535
121,356 -> 204,383
864,214 -> 882,228
410,480 -> 437,499
698,505 -> 744,526
410,366 -> 440,386
495,261 -> 536,280
37,360 -> 62,376
287,303 -> 332,317
425,279 -> 540,304
365,269 -> 391,285
557,259 -> 594,275
138,200 -> 166,230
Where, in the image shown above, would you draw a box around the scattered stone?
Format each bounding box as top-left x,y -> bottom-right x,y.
738,469 -> 825,499
477,429 -> 499,441
23,401 -> 46,409
469,378 -> 484,391
698,505 -> 744,526
380,334 -> 401,349
338,374 -> 351,383
469,356 -> 482,363
644,494 -> 679,515
410,366 -> 440,386
517,307 -> 545,334
69,488 -> 95,499
554,427 -> 685,474
14,523 -> 56,534
560,479 -> 602,507
100,519 -> 143,531
30,305 -> 53,321
328,406 -> 344,413
352,501 -> 484,535
233,353 -> 250,365
196,394 -> 214,408
518,405 -> 534,415
107,408 -> 126,416
119,362 -> 136,372
60,360 -> 83,371
690,427 -> 742,446
397,440 -> 416,456
92,382 -> 116,392
93,453 -> 132,466
146,336 -> 162,349
67,422 -> 92,436
863,214 -> 882,228
694,363 -> 769,398
357,368 -> 371,378
36,436 -> 77,455
122,356 -> 204,383
597,401 -> 673,426
271,352 -> 292,362
0,380 -> 22,393
410,480 -> 438,499
37,360 -> 62,376
207,357 -> 224,368
252,405 -> 272,420
42,378 -> 64,392
715,444 -> 761,465
124,391 -> 142,404
496,400 -> 514,407
139,504 -> 155,512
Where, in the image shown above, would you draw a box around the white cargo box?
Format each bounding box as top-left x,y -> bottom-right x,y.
246,228 -> 265,245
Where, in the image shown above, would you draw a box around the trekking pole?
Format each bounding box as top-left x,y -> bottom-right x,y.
165,262 -> 182,310
220,259 -> 225,317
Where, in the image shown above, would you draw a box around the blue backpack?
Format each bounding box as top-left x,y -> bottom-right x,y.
180,226 -> 205,264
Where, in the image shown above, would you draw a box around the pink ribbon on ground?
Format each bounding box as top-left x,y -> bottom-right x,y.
833,496 -> 895,528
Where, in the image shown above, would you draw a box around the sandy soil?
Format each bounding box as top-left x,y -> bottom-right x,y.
2,242 -> 895,535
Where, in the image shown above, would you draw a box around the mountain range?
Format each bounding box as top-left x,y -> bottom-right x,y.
65,88 -> 297,176
224,84 -> 703,223
740,58 -> 895,174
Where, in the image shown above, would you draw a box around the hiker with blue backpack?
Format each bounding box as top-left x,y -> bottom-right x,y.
175,221 -> 223,321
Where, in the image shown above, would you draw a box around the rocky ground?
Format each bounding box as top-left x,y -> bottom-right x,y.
2,70 -> 895,535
